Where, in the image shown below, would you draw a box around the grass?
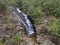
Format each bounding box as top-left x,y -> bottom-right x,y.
0,38 -> 3,45
48,17 -> 60,37
4,32 -> 20,44
12,32 -> 20,43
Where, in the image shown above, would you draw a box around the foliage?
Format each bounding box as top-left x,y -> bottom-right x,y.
0,1 -> 6,13
1,0 -> 18,6
0,38 -> 3,45
6,15 -> 13,29
5,33 -> 20,43
48,17 -> 60,37
16,0 -> 60,22
17,0 -> 43,22
12,32 -> 20,43
5,35 -> 11,43
1,0 -> 60,21
41,0 -> 60,17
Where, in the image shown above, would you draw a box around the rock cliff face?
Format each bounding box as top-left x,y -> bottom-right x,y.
0,14 -> 56,45
0,14 -> 36,45
35,16 -> 56,45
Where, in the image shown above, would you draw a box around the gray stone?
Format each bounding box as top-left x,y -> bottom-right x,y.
40,39 -> 56,45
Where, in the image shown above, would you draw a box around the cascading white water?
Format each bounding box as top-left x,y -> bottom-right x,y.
12,7 -> 35,35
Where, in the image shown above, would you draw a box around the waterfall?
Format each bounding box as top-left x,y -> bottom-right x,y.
12,7 -> 35,35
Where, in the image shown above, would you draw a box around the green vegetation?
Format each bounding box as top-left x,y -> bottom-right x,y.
0,38 -> 3,45
48,17 -> 60,37
1,0 -> 17,6
41,0 -> 60,17
17,0 -> 43,22
6,15 -> 13,29
0,1 -> 6,14
17,0 -> 60,21
5,35 -> 11,43
5,33 -> 20,44
1,0 -> 60,20
12,32 -> 20,43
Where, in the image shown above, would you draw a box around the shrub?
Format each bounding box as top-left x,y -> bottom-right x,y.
5,35 -> 11,43
2,0 -> 18,6
17,0 -> 43,22
12,32 -> 20,43
0,38 -> 3,45
2,0 -> 60,22
16,0 -> 60,22
5,33 -> 20,44
41,0 -> 60,17
48,17 -> 60,37
0,1 -> 6,13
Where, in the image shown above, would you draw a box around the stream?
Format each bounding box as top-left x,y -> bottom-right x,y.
12,6 -> 35,35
